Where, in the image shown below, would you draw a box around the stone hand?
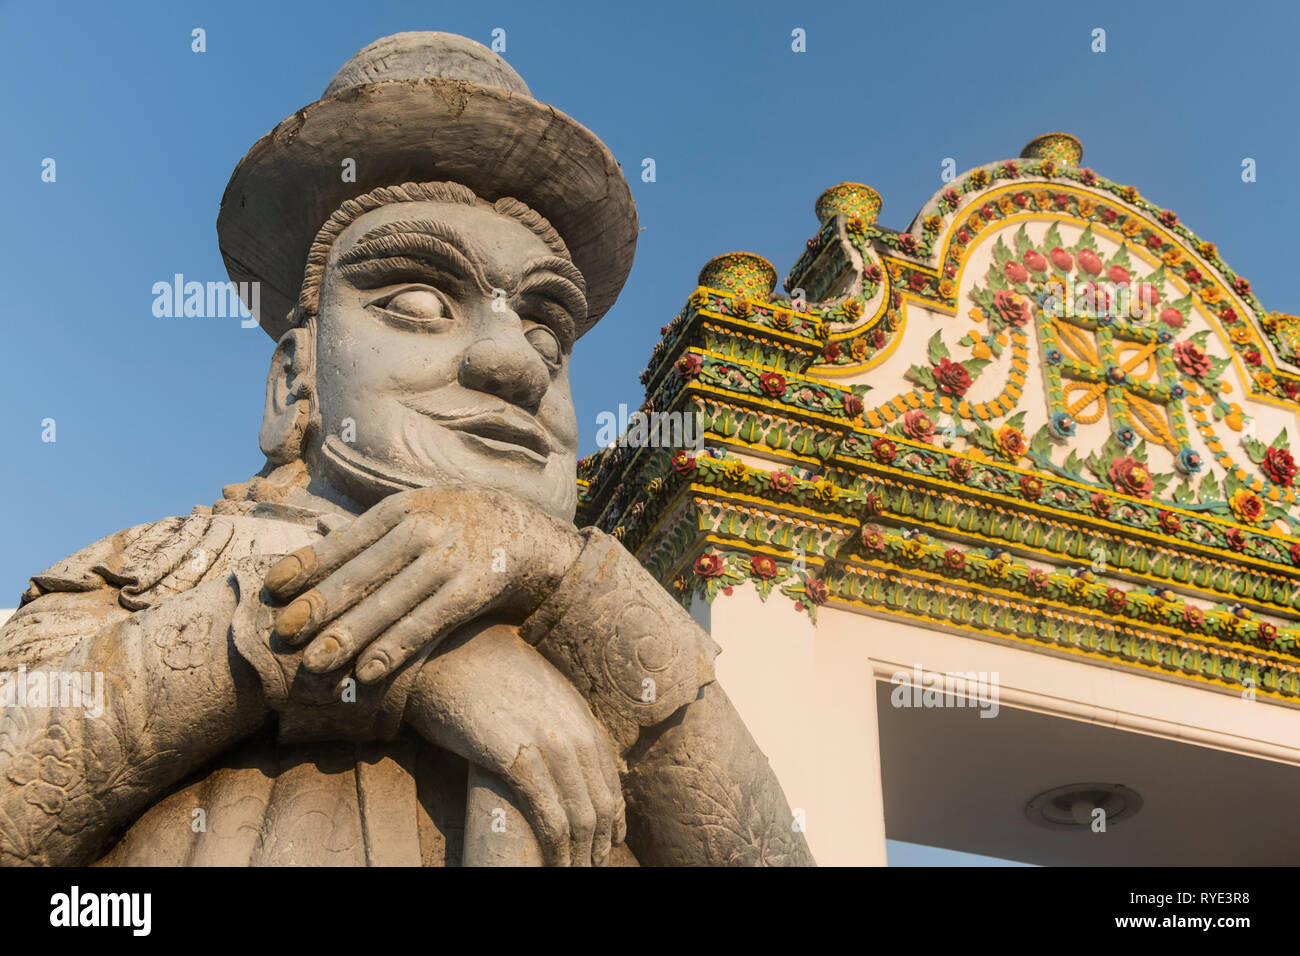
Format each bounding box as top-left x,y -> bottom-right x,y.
261,486 -> 585,684
407,623 -> 627,867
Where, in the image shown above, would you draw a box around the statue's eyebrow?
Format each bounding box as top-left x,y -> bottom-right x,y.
517,257 -> 588,337
336,219 -> 490,293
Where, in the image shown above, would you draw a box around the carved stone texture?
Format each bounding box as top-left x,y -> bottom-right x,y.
0,31 -> 814,867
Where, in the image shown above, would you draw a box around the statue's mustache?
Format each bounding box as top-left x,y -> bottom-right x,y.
398,393 -> 554,459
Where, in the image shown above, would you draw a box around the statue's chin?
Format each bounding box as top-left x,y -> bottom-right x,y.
319,434 -> 428,507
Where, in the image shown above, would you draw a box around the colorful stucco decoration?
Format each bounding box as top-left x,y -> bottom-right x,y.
578,133 -> 1300,704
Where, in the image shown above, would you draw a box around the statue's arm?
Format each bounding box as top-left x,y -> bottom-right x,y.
622,681 -> 814,866
0,577 -> 267,866
519,529 -> 816,866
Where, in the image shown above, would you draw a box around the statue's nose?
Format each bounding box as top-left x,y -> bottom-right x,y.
458,333 -> 550,412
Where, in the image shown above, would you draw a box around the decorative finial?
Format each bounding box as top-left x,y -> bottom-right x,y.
1020,132 -> 1083,168
698,253 -> 778,300
815,182 -> 882,226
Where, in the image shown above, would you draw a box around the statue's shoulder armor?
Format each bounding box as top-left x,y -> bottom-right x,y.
20,507 -> 321,611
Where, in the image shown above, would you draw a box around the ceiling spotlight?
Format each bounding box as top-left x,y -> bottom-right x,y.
1025,783 -> 1143,830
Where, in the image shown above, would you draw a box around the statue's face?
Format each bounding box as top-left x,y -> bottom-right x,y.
311,200 -> 583,519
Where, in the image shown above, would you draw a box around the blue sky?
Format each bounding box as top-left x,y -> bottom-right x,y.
2,0 -> 1297,863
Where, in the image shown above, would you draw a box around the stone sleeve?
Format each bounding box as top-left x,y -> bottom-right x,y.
518,528 -> 720,753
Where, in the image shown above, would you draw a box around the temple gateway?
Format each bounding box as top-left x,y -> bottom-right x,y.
578,132 -> 1300,865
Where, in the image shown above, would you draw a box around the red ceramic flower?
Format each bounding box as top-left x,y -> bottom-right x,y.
1023,250 -> 1047,273
947,456 -> 972,481
758,371 -> 787,397
843,393 -> 865,417
993,290 -> 1034,326
1004,260 -> 1029,284
749,555 -> 778,579
1107,265 -> 1131,285
1258,622 -> 1278,643
1049,247 -> 1073,272
769,471 -> 796,493
1108,457 -> 1154,498
1158,510 -> 1182,534
871,437 -> 897,463
1159,307 -> 1185,328
1028,568 -> 1048,590
1291,541 -> 1300,565
694,553 -> 725,577
1106,587 -> 1127,610
1234,278 -> 1251,296
902,409 -> 936,442
861,528 -> 885,551
671,451 -> 696,474
1090,492 -> 1113,517
804,578 -> 830,604
943,549 -> 966,571
1184,605 -> 1204,627
1226,527 -> 1247,552
1173,341 -> 1211,377
1020,475 -> 1044,500
675,353 -> 703,378
934,357 -> 973,397
908,271 -> 927,292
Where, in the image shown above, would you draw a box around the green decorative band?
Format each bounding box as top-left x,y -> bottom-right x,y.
672,537 -> 1300,674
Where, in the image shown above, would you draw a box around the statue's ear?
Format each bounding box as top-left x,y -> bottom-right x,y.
259,326 -> 316,464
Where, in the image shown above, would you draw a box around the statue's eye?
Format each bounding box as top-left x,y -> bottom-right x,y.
365,286 -> 454,328
378,288 -> 447,320
525,324 -> 562,369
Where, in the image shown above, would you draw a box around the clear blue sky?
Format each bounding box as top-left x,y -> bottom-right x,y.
5,0 -> 1298,593
1,0 -> 1297,863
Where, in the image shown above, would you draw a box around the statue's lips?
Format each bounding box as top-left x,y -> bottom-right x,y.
398,396 -> 555,464
438,413 -> 553,463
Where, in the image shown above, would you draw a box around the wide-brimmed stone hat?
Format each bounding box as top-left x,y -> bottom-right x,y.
217,32 -> 639,342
